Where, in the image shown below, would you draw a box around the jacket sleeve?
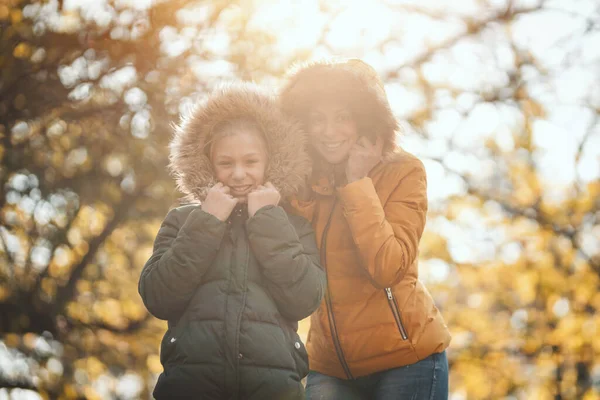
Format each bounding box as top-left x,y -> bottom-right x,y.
337,159 -> 427,288
246,205 -> 325,321
138,206 -> 227,320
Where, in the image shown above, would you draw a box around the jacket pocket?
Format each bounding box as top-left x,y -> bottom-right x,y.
279,317 -> 309,378
159,327 -> 178,366
160,322 -> 188,366
385,288 -> 409,340
291,334 -> 309,378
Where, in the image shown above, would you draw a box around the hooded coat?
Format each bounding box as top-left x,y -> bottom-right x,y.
280,59 -> 451,379
139,84 -> 326,399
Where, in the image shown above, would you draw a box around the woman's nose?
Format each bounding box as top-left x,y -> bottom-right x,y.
322,120 -> 337,139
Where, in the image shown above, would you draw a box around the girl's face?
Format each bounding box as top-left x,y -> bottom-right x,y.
211,130 -> 268,202
307,99 -> 359,165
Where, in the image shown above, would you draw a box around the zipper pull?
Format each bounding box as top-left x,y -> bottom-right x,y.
385,288 -> 393,300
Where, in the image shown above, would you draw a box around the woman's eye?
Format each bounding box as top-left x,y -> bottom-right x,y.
246,159 -> 258,164
337,113 -> 351,122
217,162 -> 231,167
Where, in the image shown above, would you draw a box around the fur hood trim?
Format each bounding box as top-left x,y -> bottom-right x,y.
169,83 -> 311,202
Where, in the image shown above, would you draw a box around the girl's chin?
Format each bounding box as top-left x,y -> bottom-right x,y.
233,196 -> 248,203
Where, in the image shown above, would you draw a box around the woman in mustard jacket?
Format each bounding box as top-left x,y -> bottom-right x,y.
280,59 -> 451,400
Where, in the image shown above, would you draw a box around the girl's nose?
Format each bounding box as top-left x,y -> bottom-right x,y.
232,164 -> 246,180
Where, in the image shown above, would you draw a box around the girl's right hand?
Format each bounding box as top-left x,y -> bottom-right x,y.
201,182 -> 239,221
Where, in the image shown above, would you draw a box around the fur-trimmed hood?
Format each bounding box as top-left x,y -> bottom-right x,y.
169,83 -> 311,203
279,58 -> 400,158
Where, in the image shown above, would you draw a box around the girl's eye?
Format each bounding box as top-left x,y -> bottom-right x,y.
217,161 -> 231,167
246,159 -> 258,164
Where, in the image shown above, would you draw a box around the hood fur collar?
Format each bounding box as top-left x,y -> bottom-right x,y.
169,83 -> 311,203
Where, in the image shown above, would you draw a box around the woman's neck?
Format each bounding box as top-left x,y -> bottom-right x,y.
332,163 -> 347,187
313,157 -> 348,187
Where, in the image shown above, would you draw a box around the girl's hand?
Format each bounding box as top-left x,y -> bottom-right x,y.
247,182 -> 281,217
201,182 -> 239,221
346,137 -> 383,183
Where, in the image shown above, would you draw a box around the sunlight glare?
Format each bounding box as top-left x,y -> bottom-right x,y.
249,0 -> 324,56
326,1 -> 394,50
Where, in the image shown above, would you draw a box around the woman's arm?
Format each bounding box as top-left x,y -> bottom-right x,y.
246,205 -> 326,321
337,158 -> 427,288
138,206 -> 227,320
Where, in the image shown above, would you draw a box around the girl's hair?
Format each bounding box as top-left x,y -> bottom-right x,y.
204,117 -> 269,161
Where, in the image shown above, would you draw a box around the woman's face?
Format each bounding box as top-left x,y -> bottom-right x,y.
307,99 -> 359,165
211,130 -> 268,202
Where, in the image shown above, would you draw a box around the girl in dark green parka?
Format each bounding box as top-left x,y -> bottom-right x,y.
138,83 -> 326,400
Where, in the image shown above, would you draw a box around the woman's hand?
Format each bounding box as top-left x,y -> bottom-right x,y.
201,182 -> 239,221
296,176 -> 314,202
346,137 -> 383,183
247,182 -> 281,217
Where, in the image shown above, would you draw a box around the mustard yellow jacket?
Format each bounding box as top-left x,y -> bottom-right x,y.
290,151 -> 451,379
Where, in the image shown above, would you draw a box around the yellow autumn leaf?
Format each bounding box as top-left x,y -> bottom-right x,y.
63,384 -> 78,399
122,299 -> 146,320
583,392 -> 600,400
76,279 -> 92,294
0,285 -> 12,301
515,271 -> 538,304
522,98 -> 546,118
13,42 -> 31,59
41,277 -> 57,298
82,386 -> 102,400
147,354 -> 162,374
10,8 -> 22,24
0,5 -> 10,21
85,356 -> 106,378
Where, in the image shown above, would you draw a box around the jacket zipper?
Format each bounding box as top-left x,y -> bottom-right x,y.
233,226 -> 250,399
321,199 -> 354,379
385,288 -> 408,340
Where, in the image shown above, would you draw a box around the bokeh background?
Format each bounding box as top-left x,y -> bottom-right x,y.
1,0 -> 599,398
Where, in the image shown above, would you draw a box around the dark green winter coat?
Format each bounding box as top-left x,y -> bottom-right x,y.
138,84 -> 325,399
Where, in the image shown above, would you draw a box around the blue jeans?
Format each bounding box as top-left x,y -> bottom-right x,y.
305,351 -> 448,400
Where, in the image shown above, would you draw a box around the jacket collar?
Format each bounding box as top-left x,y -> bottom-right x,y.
310,161 -> 385,196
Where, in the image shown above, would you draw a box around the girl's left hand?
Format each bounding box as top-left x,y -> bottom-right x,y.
346,137 -> 384,183
248,182 -> 281,217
